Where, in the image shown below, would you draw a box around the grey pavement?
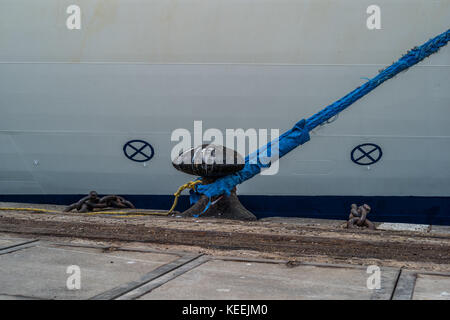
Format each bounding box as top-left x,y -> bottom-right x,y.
0,234 -> 448,300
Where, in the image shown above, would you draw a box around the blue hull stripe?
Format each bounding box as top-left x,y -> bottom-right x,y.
0,194 -> 449,225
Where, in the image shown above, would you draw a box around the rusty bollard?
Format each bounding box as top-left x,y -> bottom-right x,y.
172,144 -> 256,221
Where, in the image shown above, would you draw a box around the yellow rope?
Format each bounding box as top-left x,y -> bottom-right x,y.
85,210 -> 170,216
0,180 -> 202,218
167,180 -> 202,215
0,207 -> 60,213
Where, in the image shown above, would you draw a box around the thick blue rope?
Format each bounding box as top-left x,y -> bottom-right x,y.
194,29 -> 450,200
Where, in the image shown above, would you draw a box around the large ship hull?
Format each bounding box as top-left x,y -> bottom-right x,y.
1,0 -> 449,223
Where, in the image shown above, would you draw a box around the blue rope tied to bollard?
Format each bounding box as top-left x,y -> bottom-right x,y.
193,28 -> 450,201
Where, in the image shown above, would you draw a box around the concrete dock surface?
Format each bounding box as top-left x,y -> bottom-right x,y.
0,202 -> 449,300
0,233 -> 449,300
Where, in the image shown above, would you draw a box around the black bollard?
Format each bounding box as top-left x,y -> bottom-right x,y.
172,144 -> 256,221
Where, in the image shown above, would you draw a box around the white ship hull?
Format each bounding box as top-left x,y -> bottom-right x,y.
1,0 -> 449,222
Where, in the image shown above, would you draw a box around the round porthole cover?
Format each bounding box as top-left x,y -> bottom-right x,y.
351,143 -> 382,165
123,140 -> 155,162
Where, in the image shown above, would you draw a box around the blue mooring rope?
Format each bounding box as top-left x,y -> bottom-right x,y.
194,29 -> 450,200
